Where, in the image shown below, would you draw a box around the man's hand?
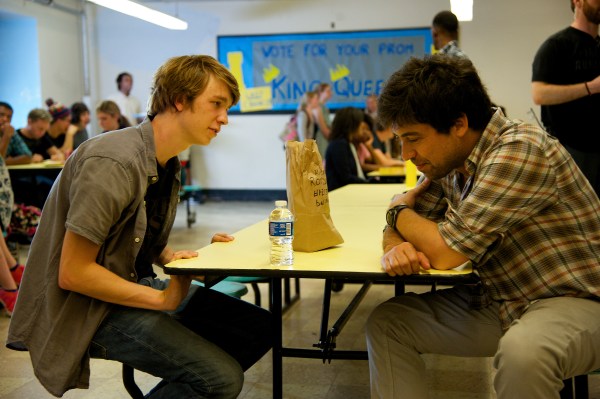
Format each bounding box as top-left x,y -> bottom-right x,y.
381,240 -> 431,276
161,274 -> 192,311
211,232 -> 234,243
159,249 -> 198,266
389,178 -> 430,209
1,123 -> 15,140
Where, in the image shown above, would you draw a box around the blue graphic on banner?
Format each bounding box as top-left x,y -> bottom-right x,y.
217,28 -> 432,113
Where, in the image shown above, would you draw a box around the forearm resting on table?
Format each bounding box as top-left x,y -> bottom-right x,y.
59,231 -> 187,311
394,209 -> 468,270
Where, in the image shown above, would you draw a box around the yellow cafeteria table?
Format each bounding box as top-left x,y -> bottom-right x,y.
8,160 -> 64,208
366,166 -> 405,183
165,183 -> 476,399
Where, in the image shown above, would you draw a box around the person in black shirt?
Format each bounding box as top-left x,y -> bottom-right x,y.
532,0 -> 600,195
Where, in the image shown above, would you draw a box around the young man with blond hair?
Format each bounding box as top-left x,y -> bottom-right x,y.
7,55 -> 272,398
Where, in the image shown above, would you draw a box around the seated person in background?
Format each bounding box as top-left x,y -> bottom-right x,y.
0,102 -> 32,165
0,152 -> 25,316
296,90 -> 319,142
366,55 -> 600,399
17,108 -> 64,163
45,98 -> 77,158
360,120 -> 404,172
97,100 -> 131,133
69,102 -> 91,150
325,107 -> 371,191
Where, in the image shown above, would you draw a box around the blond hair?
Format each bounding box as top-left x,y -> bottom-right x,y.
147,55 -> 240,116
28,108 -> 52,122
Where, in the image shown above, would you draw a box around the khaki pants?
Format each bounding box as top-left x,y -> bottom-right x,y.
366,285 -> 600,399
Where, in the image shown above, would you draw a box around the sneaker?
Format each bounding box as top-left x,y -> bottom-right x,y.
10,264 -> 24,286
0,288 -> 17,316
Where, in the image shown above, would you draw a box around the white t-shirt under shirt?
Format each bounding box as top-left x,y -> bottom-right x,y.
107,91 -> 142,126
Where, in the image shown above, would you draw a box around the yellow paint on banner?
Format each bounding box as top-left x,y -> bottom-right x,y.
227,51 -> 246,90
226,51 -> 273,112
240,86 -> 273,112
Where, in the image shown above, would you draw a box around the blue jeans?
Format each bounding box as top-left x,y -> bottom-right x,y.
89,278 -> 272,398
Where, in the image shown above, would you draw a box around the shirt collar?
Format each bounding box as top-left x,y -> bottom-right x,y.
463,107 -> 513,176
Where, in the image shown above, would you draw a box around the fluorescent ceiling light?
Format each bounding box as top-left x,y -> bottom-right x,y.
450,0 -> 473,21
87,0 -> 188,30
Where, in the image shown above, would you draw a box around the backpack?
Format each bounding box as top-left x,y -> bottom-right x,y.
278,114 -> 298,143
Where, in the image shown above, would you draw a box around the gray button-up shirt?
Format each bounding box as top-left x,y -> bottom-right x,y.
6,119 -> 180,396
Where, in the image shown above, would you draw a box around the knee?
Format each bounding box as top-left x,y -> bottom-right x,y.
200,358 -> 244,398
494,330 -> 555,374
366,302 -> 391,338
366,300 -> 410,341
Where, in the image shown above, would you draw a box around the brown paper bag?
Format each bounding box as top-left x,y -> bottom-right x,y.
285,139 -> 344,252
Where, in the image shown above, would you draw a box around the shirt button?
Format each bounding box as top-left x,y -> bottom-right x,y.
152,176 -> 158,182
130,273 -> 135,278
484,280 -> 491,286
134,237 -> 141,243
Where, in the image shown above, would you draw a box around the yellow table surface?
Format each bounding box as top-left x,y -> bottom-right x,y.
328,183 -> 405,208
7,160 -> 64,169
166,184 -> 472,278
367,166 -> 405,177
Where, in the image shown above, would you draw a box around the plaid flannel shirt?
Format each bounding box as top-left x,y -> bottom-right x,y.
415,109 -> 600,330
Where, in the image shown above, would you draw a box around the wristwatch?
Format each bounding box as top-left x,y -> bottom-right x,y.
386,204 -> 410,231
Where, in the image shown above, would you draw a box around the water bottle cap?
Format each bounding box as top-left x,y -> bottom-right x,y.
275,200 -> 287,207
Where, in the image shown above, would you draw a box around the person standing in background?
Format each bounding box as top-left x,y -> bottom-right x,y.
531,0 -> 600,196
364,93 -> 378,120
313,82 -> 333,160
431,10 -> 468,58
69,102 -> 91,150
108,72 -> 142,126
296,90 -> 319,142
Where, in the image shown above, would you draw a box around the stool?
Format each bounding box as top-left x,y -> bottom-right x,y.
192,279 -> 249,298
179,184 -> 203,228
225,276 -> 270,307
120,280 -> 248,397
560,369 -> 600,399
224,276 -> 300,312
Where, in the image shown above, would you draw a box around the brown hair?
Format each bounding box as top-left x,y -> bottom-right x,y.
96,100 -> 122,117
97,100 -> 130,128
147,55 -> 240,116
378,55 -> 492,134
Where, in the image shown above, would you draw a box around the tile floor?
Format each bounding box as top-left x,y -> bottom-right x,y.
1,200 -> 599,398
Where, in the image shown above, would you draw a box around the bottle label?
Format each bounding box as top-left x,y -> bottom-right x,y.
269,221 -> 293,237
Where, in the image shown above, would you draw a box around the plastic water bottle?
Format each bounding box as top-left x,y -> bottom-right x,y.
269,200 -> 294,266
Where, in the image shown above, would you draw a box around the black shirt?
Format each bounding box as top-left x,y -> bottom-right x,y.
134,158 -> 177,279
532,27 -> 600,151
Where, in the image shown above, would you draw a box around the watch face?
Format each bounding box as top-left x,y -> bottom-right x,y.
386,208 -> 396,227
